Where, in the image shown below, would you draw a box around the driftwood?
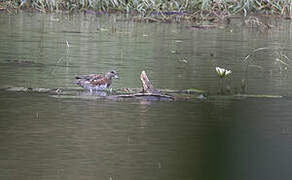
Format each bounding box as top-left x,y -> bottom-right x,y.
188,24 -> 217,29
115,92 -> 174,100
140,70 -> 155,93
2,83 -> 284,101
115,71 -> 174,100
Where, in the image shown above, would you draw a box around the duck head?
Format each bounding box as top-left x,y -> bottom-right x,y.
106,70 -> 119,79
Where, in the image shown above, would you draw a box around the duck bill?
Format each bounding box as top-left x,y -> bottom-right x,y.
114,74 -> 119,79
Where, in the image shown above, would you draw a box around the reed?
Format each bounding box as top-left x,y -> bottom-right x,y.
1,0 -> 292,18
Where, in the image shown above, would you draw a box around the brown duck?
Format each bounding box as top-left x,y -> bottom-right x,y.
74,70 -> 119,92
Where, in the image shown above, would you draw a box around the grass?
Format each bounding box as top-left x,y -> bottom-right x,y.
1,0 -> 292,19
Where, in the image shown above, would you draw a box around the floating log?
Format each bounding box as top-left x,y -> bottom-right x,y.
188,24 -> 217,29
1,85 -> 284,101
116,92 -> 174,100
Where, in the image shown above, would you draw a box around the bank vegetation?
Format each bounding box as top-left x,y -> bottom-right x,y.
1,0 -> 292,22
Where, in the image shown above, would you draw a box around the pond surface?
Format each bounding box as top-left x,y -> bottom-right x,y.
1,12 -> 292,180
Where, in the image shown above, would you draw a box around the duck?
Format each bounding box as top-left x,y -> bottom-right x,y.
74,70 -> 119,92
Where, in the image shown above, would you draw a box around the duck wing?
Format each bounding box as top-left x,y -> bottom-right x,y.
75,74 -> 104,80
90,77 -> 109,86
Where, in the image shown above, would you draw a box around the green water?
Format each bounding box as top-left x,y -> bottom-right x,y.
1,12 -> 292,180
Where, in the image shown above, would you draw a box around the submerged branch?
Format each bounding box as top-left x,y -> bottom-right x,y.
1,86 -> 284,100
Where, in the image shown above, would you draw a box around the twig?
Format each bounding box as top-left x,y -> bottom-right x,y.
253,47 -> 271,52
275,58 -> 292,68
66,40 -> 70,48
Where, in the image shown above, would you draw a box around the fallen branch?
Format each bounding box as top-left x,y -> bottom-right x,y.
140,70 -> 155,93
115,71 -> 174,100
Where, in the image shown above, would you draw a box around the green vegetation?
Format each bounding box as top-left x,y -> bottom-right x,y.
1,0 -> 292,18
